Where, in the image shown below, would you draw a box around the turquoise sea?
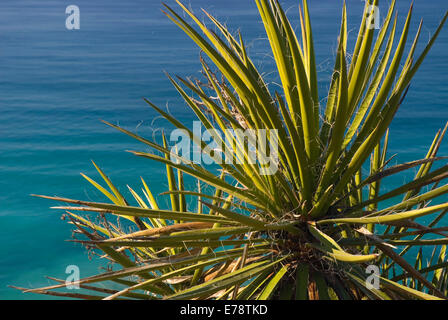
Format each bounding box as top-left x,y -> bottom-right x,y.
1,0 -> 447,299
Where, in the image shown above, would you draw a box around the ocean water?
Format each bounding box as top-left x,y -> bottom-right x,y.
0,0 -> 447,299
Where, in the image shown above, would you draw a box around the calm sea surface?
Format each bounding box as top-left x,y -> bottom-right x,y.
1,0 -> 447,299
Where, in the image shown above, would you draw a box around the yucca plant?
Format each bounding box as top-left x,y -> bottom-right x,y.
14,0 -> 448,300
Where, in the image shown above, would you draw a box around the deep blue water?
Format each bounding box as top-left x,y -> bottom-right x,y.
1,0 -> 447,299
